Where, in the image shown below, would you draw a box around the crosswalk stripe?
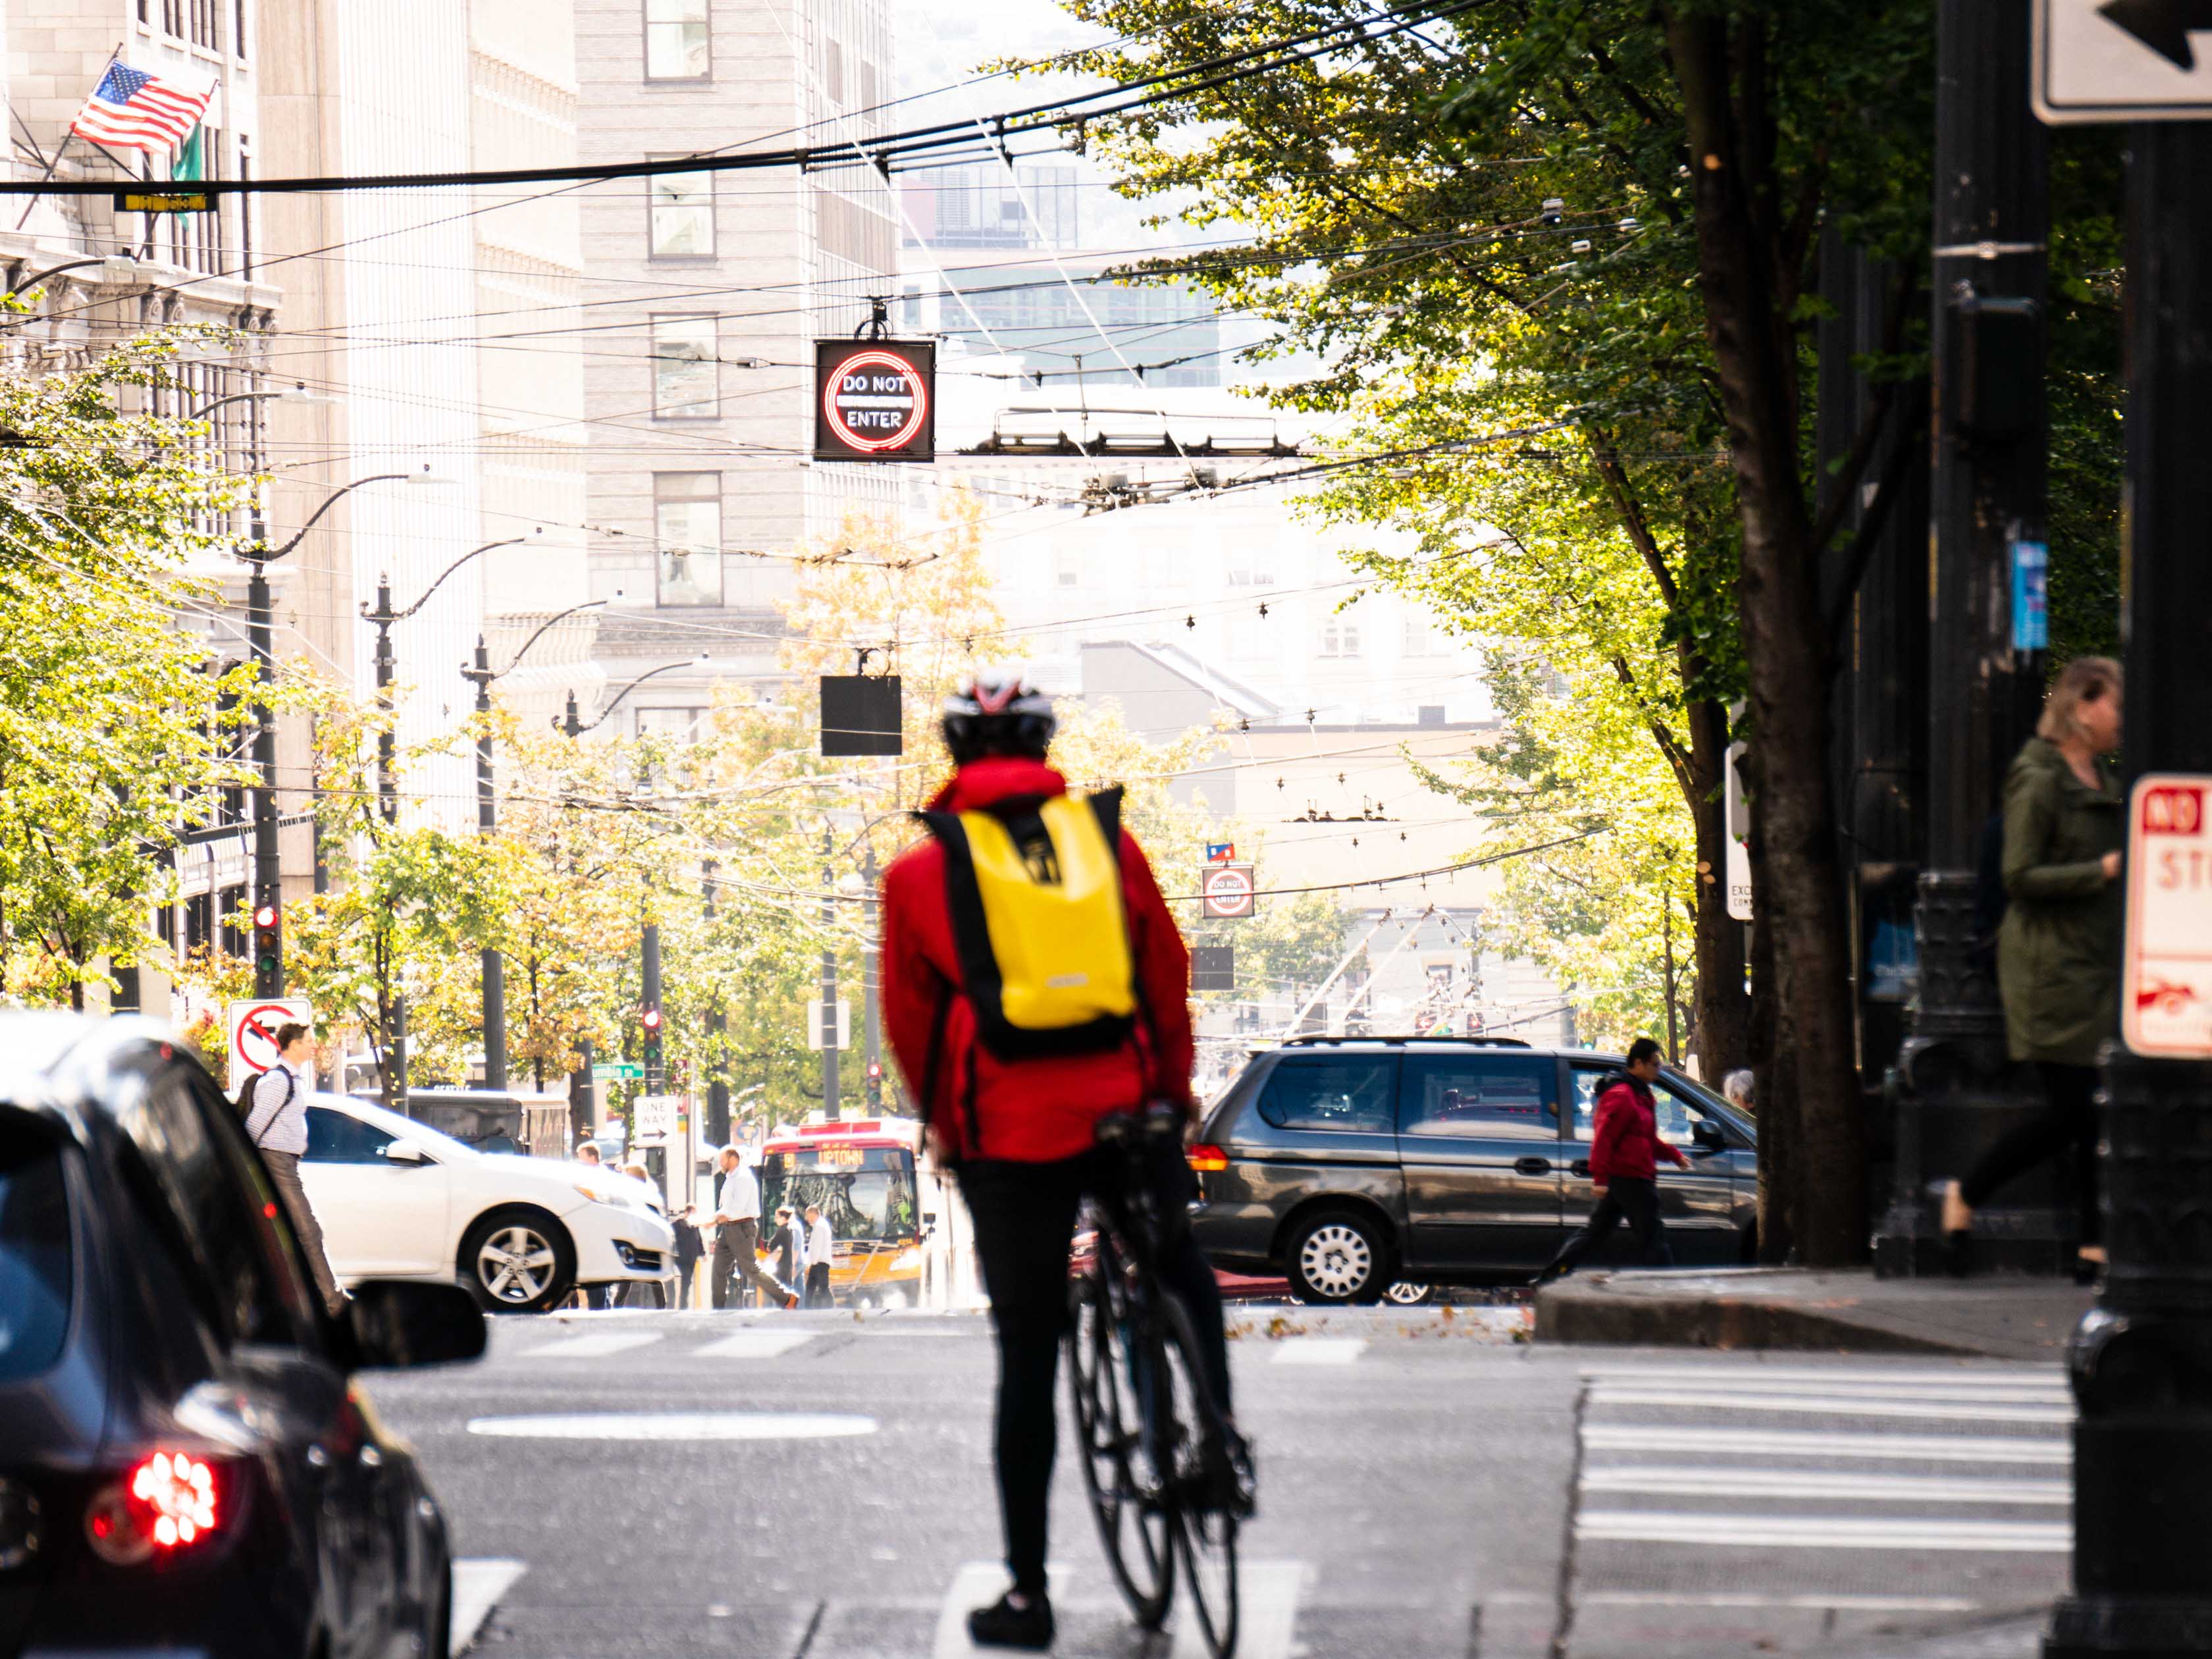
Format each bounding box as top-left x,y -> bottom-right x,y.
932,1563 -> 1071,1658
1587,1386 -> 2072,1423
1270,1338 -> 1367,1366
1577,1510 -> 2070,1551
1581,1371 -> 2070,1402
1171,1559 -> 1303,1658
693,1330 -> 817,1359
517,1332 -> 663,1359
1580,1591 -> 1984,1612
451,1558 -> 526,1654
1579,1364 -> 2065,1390
1582,1424 -> 2069,1463
1580,1465 -> 2070,1504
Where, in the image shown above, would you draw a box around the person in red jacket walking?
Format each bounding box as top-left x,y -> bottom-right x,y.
881,672 -> 1240,1651
1535,1038 -> 1689,1284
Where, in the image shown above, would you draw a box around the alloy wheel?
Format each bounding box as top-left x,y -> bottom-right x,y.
1297,1223 -> 1374,1300
477,1224 -> 557,1304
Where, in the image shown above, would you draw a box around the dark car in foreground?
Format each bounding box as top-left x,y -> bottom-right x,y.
0,1014 -> 486,1658
1188,1036 -> 1758,1303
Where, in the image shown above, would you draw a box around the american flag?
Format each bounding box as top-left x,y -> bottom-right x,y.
70,61 -> 215,153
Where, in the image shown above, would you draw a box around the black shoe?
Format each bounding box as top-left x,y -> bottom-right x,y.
1942,1229 -> 1972,1278
968,1591 -> 1053,1650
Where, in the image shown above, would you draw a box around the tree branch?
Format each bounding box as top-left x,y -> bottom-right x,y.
1822,386 -> 1929,651
1589,427 -> 1680,608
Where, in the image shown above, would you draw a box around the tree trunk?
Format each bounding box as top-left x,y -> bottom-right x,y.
1666,9 -> 1866,1265
1685,694 -> 1752,1083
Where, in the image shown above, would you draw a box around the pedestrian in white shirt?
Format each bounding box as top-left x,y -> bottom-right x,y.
803,1204 -> 835,1308
242,1024 -> 343,1313
710,1146 -> 797,1310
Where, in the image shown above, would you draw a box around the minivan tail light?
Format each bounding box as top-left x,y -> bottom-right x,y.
1186,1144 -> 1229,1173
86,1452 -> 222,1563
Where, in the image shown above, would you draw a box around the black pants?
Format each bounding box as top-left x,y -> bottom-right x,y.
1961,1061 -> 2102,1244
712,1220 -> 792,1308
1541,1176 -> 1672,1280
804,1262 -> 834,1308
676,1259 -> 698,1307
959,1138 -> 1232,1599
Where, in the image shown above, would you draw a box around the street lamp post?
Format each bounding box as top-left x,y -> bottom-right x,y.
704,858 -> 730,1147
2044,120 -> 2212,1659
820,826 -> 841,1123
460,595 -> 610,1093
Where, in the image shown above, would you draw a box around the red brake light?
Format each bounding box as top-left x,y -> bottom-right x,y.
86,1452 -> 221,1563
1186,1144 -> 1229,1173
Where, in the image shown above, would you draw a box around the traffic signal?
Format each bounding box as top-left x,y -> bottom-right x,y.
251,899 -> 280,995
640,1005 -> 664,1072
865,1058 -> 883,1109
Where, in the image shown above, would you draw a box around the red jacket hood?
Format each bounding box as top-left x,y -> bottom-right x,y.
926,756 -> 1068,813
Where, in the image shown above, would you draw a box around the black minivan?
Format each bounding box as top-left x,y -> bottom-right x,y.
1188,1036 -> 1758,1303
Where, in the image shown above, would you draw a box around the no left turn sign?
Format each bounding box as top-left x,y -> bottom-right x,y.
226,997 -> 313,1089
1200,864 -> 1257,920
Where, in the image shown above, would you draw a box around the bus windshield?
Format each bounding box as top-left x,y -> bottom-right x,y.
760,1146 -> 918,1244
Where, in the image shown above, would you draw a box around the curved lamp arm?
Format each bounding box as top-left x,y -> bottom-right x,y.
266,472 -> 414,561
395,535 -> 531,622
492,596 -> 614,680
577,654 -> 710,733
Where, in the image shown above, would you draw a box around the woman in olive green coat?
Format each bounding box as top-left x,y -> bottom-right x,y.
1942,656 -> 2124,1276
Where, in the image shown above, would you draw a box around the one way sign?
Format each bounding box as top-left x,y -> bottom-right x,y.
2036,0 -> 2212,122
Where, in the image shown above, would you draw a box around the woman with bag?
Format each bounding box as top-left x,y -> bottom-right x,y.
1942,657 -> 2125,1280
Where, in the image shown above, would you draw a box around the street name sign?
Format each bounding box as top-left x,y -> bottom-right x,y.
1199,863 -> 1256,920
592,1061 -> 645,1083
2122,774 -> 2212,1058
806,999 -> 853,1050
226,997 -> 313,1089
813,339 -> 935,461
2034,0 -> 2212,123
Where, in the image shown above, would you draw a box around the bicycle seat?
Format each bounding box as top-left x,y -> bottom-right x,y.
1094,1108 -> 1184,1148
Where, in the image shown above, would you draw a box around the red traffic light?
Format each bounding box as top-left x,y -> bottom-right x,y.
253,904 -> 278,929
641,1007 -> 663,1031
866,1061 -> 883,1080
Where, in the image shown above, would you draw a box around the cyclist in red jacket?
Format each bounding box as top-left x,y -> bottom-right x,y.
881,672 -> 1241,1650
1535,1037 -> 1688,1283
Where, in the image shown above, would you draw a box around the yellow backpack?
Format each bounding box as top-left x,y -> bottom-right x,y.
919,787 -> 1139,1058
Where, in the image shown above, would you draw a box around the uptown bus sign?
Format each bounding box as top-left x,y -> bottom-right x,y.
814,339 -> 935,462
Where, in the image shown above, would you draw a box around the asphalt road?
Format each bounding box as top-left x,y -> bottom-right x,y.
359,1309 -> 2071,1659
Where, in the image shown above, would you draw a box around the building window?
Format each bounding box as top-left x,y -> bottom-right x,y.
1226,545 -> 1276,587
235,0 -> 248,56
823,38 -> 844,103
1055,550 -> 1079,589
1402,611 -> 1444,656
1318,616 -> 1363,658
645,0 -> 710,81
654,472 -> 722,605
648,166 -> 714,258
650,315 -> 718,418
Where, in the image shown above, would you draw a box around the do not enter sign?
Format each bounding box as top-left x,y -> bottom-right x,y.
814,339 -> 935,462
1200,864 -> 1257,920
226,997 -> 313,1090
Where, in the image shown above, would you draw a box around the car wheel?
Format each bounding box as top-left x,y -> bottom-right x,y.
1382,1281 -> 1435,1306
1286,1209 -> 1390,1305
460,1207 -> 575,1313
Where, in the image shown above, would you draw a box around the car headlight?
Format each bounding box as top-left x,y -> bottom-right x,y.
573,1182 -> 638,1211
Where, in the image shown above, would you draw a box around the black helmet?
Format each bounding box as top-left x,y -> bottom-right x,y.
941,670 -> 1057,766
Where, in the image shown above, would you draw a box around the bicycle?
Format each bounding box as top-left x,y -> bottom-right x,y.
1065,1109 -> 1250,1658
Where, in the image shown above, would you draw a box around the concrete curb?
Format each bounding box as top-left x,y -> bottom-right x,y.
1535,1277 -> 1982,1355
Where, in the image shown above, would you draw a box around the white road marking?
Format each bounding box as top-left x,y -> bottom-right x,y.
465,1411 -> 877,1441
1587,1387 -> 2072,1424
1270,1338 -> 1367,1366
1581,1371 -> 2070,1402
1171,1558 -> 1304,1658
693,1329 -> 818,1359
1580,1465 -> 2071,1504
517,1332 -> 664,1360
1582,1423 -> 2070,1463
931,1562 -> 1071,1658
1579,1591 -> 1983,1612
450,1557 -> 525,1654
1577,1510 -> 2070,1551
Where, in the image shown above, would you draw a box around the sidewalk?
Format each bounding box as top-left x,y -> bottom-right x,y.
1533,1266 -> 2095,1359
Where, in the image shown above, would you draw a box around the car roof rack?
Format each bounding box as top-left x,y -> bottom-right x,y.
1275,1034 -> 1533,1049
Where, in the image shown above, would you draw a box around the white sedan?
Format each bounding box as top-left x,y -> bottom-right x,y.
295,1092 -> 675,1313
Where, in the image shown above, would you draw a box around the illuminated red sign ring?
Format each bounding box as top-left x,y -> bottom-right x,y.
821,349 -> 930,454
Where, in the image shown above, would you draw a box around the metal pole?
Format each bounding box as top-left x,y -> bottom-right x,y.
367,582 -> 408,1113
821,826 -> 839,1121
704,858 -> 729,1147
562,691 -> 593,1147
643,919 -> 664,1095
245,540 -> 282,998
2044,118 -> 2212,1659
861,839 -> 882,1111
1880,0 -> 2055,1276
472,638 -> 506,1089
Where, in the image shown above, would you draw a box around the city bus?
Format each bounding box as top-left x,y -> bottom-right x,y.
757,1116 -> 937,1307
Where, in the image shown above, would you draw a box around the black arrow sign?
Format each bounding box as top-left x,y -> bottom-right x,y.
2100,0 -> 2212,70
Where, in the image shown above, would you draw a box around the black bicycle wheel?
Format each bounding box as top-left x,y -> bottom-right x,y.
1159,1292 -> 1240,1658
1066,1253 -> 1174,1628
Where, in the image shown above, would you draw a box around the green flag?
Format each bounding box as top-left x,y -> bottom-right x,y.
172,124 -> 202,182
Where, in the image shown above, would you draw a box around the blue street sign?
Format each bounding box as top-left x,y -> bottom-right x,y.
1205,841 -> 1236,864
2011,539 -> 2049,652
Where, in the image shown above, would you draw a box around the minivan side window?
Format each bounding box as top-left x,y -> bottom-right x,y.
1254,1057 -> 1396,1134
1400,1056 -> 1560,1141
1569,1068 -> 1723,1146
